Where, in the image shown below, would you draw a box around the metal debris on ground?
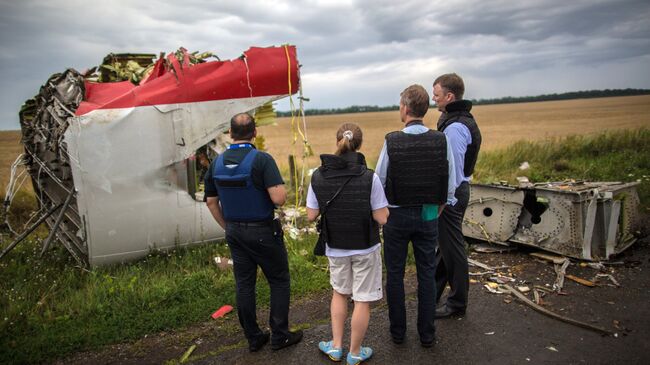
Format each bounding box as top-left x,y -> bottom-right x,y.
463,181 -> 641,261
517,286 -> 531,293
580,262 -> 606,271
565,274 -> 596,287
593,273 -> 621,287
530,252 -> 567,265
489,275 -> 515,284
484,282 -> 507,294
468,258 -> 509,271
503,284 -> 615,336
553,259 -> 571,293
472,243 -> 516,253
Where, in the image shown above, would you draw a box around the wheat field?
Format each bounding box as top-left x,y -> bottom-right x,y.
259,95 -> 650,170
1,95 -> 649,188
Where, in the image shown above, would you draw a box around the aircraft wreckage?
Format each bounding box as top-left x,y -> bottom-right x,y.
4,45 -> 300,267
463,180 -> 641,261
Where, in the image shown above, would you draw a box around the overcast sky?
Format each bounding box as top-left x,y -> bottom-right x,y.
0,0 -> 649,130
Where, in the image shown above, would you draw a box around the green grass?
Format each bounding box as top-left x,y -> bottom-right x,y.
473,128 -> 650,207
0,233 -> 329,364
1,128 -> 648,364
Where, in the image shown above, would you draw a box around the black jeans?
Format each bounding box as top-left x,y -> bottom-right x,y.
383,206 -> 438,343
226,221 -> 291,345
435,182 -> 470,310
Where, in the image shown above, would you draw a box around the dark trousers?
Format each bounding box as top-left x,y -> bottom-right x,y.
435,181 -> 470,310
383,206 -> 438,343
225,221 -> 291,345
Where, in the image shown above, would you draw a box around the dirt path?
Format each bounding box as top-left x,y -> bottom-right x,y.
59,236 -> 650,365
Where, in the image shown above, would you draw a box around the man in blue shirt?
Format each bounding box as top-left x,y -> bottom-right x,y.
376,84 -> 456,347
432,73 -> 482,319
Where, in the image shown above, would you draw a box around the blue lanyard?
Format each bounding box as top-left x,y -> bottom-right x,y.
228,143 -> 253,150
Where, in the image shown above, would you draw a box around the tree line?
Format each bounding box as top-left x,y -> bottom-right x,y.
276,88 -> 650,116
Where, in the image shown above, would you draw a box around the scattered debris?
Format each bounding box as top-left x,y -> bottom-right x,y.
565,274 -> 596,287
503,284 -> 615,336
484,284 -> 506,294
553,259 -> 571,293
214,256 -> 233,270
211,305 -> 234,320
516,176 -> 534,188
534,285 -> 554,293
580,262 -> 606,271
530,252 -> 567,265
593,274 -> 621,287
472,243 -> 516,253
469,258 -> 509,271
547,346 -> 559,352
484,331 -> 495,335
489,276 -> 516,284
517,286 -> 531,293
519,162 -> 530,170
469,271 -> 495,276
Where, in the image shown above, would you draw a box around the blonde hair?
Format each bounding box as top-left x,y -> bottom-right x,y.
335,122 -> 363,156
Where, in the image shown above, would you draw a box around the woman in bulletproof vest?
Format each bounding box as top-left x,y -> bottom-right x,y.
306,123 -> 389,365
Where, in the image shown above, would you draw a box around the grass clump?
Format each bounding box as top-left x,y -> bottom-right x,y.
473,128 -> 650,207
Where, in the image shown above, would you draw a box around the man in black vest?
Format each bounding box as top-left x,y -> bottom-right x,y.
376,85 -> 458,347
204,113 -> 303,352
432,73 -> 482,319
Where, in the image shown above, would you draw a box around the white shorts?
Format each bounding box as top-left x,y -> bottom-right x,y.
328,249 -> 383,302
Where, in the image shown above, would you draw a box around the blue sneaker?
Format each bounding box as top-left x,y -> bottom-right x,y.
346,346 -> 373,365
319,340 -> 343,362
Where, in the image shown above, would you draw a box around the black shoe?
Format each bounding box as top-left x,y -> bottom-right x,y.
435,304 -> 466,319
249,331 -> 270,352
420,339 -> 435,348
271,330 -> 303,351
391,336 -> 405,345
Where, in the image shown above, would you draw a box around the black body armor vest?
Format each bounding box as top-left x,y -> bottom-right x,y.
310,152 -> 381,250
437,100 -> 482,177
385,128 -> 449,206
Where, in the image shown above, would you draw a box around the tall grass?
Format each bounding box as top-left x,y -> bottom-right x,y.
474,128 -> 650,206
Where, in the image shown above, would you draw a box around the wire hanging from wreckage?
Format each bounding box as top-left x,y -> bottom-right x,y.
284,44 -> 314,234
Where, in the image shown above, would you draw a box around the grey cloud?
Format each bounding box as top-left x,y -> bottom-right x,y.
0,0 -> 649,130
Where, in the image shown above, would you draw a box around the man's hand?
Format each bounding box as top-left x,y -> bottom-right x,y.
206,197 -> 226,229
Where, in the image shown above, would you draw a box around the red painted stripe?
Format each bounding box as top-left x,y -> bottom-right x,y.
76,46 -> 299,116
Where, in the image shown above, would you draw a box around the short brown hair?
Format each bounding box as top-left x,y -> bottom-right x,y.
230,113 -> 255,140
400,84 -> 430,118
433,73 -> 465,99
335,122 -> 363,155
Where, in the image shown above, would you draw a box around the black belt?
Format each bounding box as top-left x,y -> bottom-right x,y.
228,220 -> 275,227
